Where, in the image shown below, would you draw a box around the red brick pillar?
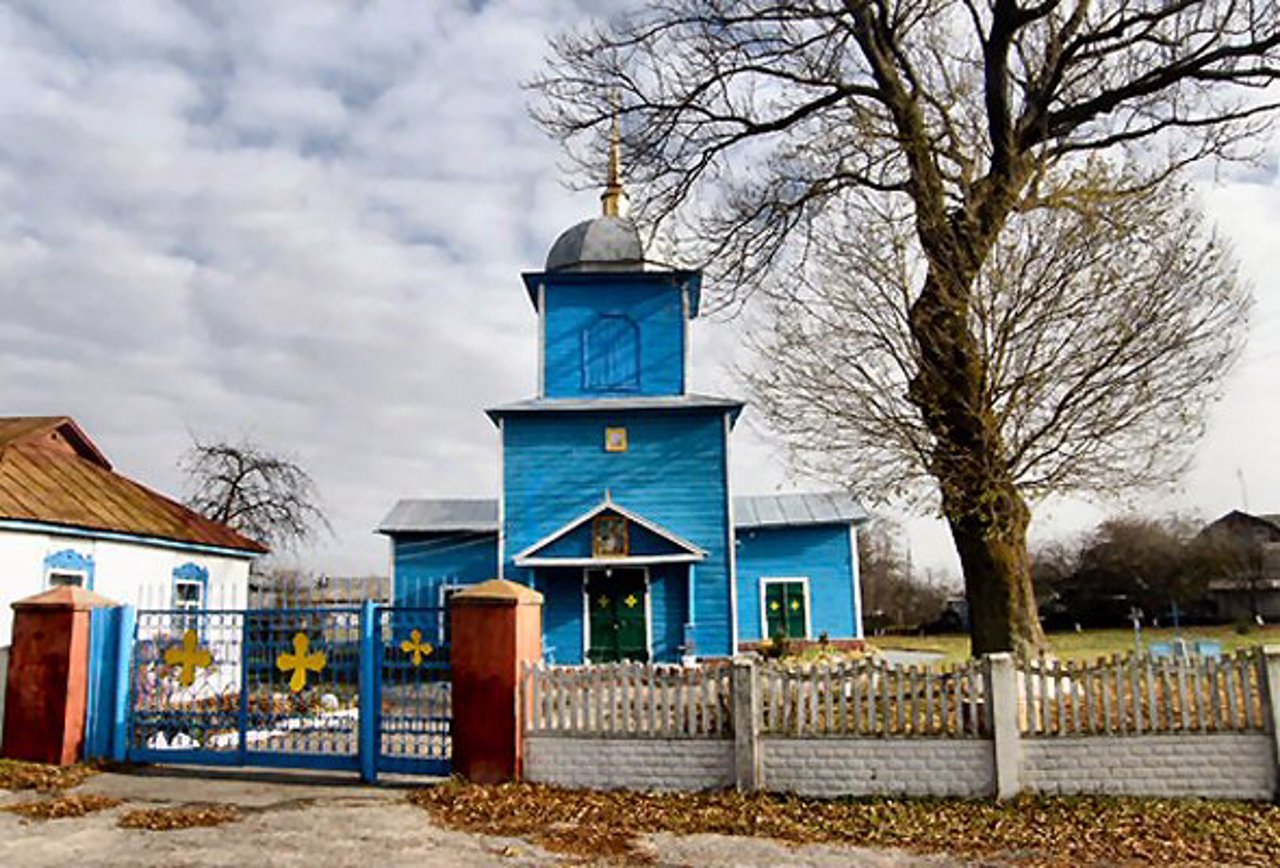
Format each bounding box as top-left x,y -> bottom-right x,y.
2,586 -> 117,765
450,579 -> 543,783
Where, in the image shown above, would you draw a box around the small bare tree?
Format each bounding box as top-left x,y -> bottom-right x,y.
532,0 -> 1277,654
181,437 -> 331,554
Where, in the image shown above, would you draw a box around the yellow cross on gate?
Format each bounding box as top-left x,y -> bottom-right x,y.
597,594 -> 610,609
163,629 -> 213,687
790,599 -> 801,611
769,601 -> 780,612
624,594 -> 639,609
400,628 -> 434,666
277,632 -> 326,693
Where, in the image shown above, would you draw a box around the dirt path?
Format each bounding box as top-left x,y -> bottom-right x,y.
0,767 -> 970,867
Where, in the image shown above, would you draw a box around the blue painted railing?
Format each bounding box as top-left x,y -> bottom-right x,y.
83,602 -> 451,783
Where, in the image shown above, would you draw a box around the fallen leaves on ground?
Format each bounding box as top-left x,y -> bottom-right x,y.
409,780 -> 1280,866
2,793 -> 121,821
118,804 -> 243,831
0,759 -> 100,792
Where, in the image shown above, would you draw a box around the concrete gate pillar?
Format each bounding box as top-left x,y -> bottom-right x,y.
2,586 -> 117,765
450,579 -> 543,784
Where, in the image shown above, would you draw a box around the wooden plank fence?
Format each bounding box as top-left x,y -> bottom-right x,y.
523,662 -> 733,737
758,658 -> 991,737
1018,649 -> 1267,736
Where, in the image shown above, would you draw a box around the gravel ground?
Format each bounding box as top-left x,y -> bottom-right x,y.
0,767 -> 971,867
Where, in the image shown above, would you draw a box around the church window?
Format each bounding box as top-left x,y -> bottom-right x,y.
582,314 -> 640,391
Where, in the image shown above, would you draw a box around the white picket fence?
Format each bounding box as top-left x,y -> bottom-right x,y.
1018,649 -> 1268,736
523,662 -> 733,737
759,658 -> 991,737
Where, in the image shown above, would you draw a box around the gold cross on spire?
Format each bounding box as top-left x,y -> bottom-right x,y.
601,92 -> 628,217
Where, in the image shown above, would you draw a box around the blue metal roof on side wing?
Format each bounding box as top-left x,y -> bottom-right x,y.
379,490 -> 868,535
378,498 -> 499,534
733,492 -> 870,528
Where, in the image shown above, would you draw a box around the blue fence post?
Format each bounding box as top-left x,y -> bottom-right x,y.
84,607 -> 119,761
358,600 -> 378,783
110,605 -> 136,763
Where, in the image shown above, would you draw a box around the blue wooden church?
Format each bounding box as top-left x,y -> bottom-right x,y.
380,147 -> 868,663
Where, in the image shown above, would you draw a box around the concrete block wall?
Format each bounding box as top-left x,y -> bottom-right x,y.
519,650 -> 1280,801
1022,734 -> 1276,800
524,736 -> 734,791
763,737 -> 994,798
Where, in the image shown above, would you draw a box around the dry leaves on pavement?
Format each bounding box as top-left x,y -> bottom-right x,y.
0,759 -> 100,792
118,804 -> 243,831
3,793 -> 122,821
410,780 -> 1280,866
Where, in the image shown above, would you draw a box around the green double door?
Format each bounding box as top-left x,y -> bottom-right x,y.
765,580 -> 808,640
586,568 -> 649,663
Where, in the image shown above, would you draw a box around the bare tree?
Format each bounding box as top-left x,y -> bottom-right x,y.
181,437 -> 331,554
745,172 -> 1246,557
531,1 -> 1277,654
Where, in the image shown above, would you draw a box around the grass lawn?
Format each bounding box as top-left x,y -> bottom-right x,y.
412,781 -> 1280,866
868,623 -> 1280,664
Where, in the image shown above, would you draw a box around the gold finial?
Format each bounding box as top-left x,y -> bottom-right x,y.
601,94 -> 628,217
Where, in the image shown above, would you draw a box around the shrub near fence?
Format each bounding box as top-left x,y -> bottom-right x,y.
520,648 -> 1280,801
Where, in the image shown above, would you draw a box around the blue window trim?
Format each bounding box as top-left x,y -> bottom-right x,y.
44,548 -> 95,590
172,561 -> 210,606
581,313 -> 641,393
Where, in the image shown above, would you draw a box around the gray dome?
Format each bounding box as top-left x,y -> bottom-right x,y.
545,216 -> 646,272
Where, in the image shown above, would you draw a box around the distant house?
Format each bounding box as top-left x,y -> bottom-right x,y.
1199,510 -> 1280,621
0,416 -> 267,645
378,164 -> 869,664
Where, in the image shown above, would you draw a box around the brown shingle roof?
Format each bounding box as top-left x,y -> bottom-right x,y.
0,417 -> 267,555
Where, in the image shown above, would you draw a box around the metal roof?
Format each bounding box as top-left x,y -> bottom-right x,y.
378,491 -> 867,535
379,498 -> 499,533
485,393 -> 744,424
733,492 -> 870,529
0,416 -> 267,554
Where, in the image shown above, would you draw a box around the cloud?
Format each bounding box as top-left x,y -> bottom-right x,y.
1,0 -> 1276,581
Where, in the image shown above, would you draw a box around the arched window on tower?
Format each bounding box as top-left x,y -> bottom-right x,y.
582,314 -> 640,392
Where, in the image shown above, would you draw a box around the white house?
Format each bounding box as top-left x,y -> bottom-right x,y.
0,417 -> 266,646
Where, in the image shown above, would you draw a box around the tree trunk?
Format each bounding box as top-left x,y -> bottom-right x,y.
944,476 -> 1046,657
908,264 -> 1047,658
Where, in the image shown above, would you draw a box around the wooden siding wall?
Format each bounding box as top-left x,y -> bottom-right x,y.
542,280 -> 686,398
392,531 -> 498,644
503,410 -> 732,657
736,524 -> 858,641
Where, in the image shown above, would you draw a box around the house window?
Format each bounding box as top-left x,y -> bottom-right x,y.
43,548 -> 94,590
582,314 -> 640,391
47,571 -> 86,588
763,578 -> 810,641
172,562 -> 209,630
592,515 -> 629,558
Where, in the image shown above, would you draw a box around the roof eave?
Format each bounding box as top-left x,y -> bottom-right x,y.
520,269 -> 703,316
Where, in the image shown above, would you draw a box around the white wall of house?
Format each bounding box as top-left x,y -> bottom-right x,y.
0,526 -> 253,646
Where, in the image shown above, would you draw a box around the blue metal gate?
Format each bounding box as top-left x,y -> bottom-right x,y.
123,602 -> 450,779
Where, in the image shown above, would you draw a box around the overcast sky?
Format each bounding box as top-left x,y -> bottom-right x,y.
2,1 -> 1277,581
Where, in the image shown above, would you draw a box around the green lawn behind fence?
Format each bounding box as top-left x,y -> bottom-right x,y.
868,624 -> 1280,665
